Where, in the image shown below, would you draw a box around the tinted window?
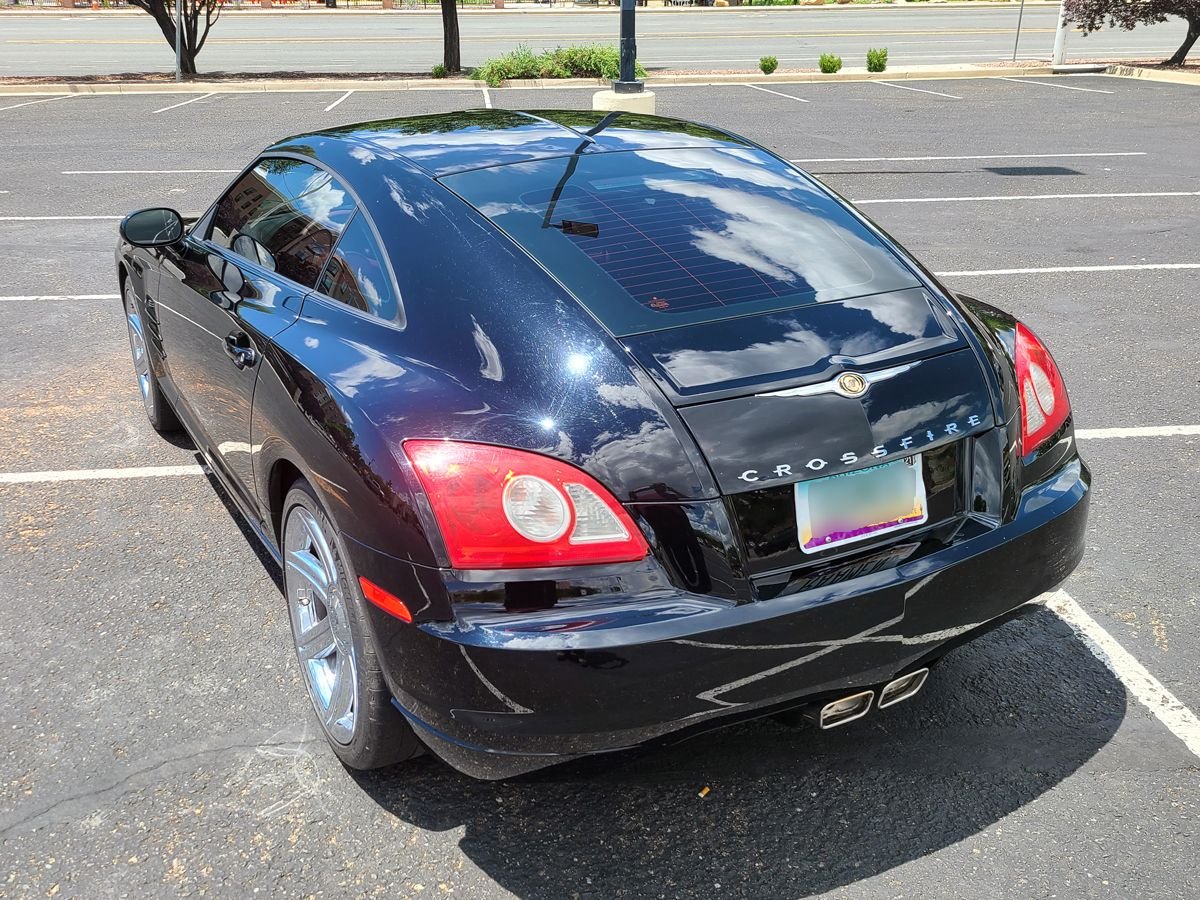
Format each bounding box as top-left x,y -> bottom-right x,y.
316,213 -> 401,323
210,158 -> 355,289
443,148 -> 920,336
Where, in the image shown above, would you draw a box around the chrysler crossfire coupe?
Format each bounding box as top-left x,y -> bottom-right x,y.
115,110 -> 1089,778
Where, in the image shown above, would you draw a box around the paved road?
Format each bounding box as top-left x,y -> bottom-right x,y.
0,6 -> 1193,76
1,75 -> 1199,898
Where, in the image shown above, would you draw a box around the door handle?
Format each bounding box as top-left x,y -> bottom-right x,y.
223,332 -> 257,370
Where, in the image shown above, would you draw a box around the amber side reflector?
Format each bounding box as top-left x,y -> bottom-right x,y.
358,576 -> 413,623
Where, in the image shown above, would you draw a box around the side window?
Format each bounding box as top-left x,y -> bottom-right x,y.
210,158 -> 355,290
316,212 -> 401,323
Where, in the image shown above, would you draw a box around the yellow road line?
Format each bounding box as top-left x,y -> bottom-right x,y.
5,28 -> 1061,45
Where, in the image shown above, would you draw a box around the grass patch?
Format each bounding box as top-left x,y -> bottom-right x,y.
472,45 -> 647,88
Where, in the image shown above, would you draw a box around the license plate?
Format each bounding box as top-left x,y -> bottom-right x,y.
795,456 -> 928,555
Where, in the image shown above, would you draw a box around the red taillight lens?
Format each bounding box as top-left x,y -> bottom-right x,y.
403,440 -> 649,569
1015,322 -> 1070,455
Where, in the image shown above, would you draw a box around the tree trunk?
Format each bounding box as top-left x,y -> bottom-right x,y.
1166,16 -> 1199,66
441,0 -> 461,74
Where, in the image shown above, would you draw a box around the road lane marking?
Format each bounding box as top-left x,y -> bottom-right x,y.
62,169 -> 239,175
1076,425 -> 1200,439
3,424 -> 1198,484
323,90 -> 353,112
0,465 -> 206,485
1001,77 -> 1115,95
0,294 -> 119,302
858,191 -> 1200,205
1049,590 -> 1200,760
937,263 -> 1200,276
481,84 -> 492,109
746,84 -> 810,103
0,95 -> 72,112
151,92 -> 217,114
875,81 -> 962,100
790,152 -> 1148,164
0,215 -> 121,221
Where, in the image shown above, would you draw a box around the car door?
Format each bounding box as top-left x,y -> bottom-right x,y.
155,156 -> 356,517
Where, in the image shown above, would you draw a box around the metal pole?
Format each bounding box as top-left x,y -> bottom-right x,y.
1012,0 -> 1027,62
174,0 -> 182,81
1051,3 -> 1070,65
614,0 -> 643,94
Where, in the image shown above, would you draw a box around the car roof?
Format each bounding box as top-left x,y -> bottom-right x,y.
269,109 -> 757,177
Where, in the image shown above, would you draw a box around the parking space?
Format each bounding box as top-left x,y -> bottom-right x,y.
2,75 -> 1199,897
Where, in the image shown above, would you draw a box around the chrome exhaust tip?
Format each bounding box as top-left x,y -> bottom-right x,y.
878,668 -> 930,709
814,689 -> 875,729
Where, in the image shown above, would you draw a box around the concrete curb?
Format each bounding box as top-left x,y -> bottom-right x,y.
0,64 -> 1058,96
0,1 -> 1064,14
1105,64 -> 1200,86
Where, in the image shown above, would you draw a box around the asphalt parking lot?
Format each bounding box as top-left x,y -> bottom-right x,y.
1,75 -> 1199,897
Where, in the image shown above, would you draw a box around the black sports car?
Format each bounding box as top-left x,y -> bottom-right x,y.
116,110 -> 1089,779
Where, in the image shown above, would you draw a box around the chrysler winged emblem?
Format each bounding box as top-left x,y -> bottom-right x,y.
756,361 -> 920,401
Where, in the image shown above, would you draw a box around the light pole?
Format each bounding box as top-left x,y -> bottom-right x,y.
592,0 -> 654,112
614,0 -> 643,94
174,0 -> 183,82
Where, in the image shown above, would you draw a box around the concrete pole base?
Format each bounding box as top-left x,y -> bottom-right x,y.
592,89 -> 657,115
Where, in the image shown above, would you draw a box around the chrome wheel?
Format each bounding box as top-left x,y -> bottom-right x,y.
123,283 -> 155,420
284,505 -> 358,745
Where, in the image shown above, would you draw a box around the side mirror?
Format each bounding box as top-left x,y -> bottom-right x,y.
120,208 -> 185,248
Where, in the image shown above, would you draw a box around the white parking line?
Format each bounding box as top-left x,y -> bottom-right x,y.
1076,425 -> 1200,439
3,423 -> 1198,484
62,169 -> 239,175
1001,77 -> 1115,95
791,152 -> 1146,163
875,81 -> 963,100
746,84 -> 810,103
938,263 -> 1200,276
0,215 -> 121,221
151,92 -> 217,115
0,294 -> 119,302
0,95 -> 73,113
0,465 -> 205,485
858,191 -> 1200,205
481,84 -> 492,109
1049,590 -> 1200,760
324,90 -> 353,112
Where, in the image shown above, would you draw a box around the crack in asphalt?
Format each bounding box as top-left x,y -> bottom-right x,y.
0,734 -> 323,837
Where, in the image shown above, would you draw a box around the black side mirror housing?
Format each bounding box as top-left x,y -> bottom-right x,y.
120,208 -> 185,248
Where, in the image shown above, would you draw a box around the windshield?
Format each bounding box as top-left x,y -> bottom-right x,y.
442,147 -> 921,337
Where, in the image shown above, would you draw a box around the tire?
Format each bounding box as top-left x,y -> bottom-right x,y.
122,278 -> 180,433
281,478 -> 423,770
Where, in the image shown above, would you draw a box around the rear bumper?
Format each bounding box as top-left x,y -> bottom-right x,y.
366,458 -> 1089,779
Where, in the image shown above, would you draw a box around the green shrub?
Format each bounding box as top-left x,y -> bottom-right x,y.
866,47 -> 888,73
431,63 -> 448,79
472,44 -> 646,88
759,55 -> 779,75
819,53 -> 842,74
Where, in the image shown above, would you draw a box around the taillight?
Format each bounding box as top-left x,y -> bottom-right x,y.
1015,322 -> 1070,455
403,440 -> 649,569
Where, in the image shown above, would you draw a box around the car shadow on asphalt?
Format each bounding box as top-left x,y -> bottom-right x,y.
350,608 -> 1125,899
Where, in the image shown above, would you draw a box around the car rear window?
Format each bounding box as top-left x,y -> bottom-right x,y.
442,148 -> 921,336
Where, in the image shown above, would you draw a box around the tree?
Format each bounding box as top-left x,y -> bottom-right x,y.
128,0 -> 223,76
441,0 -> 462,74
1063,0 -> 1200,66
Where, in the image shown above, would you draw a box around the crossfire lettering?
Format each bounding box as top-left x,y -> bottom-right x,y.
737,415 -> 983,484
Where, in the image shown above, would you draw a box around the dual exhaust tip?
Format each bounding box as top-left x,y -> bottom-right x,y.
810,667 -> 930,730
